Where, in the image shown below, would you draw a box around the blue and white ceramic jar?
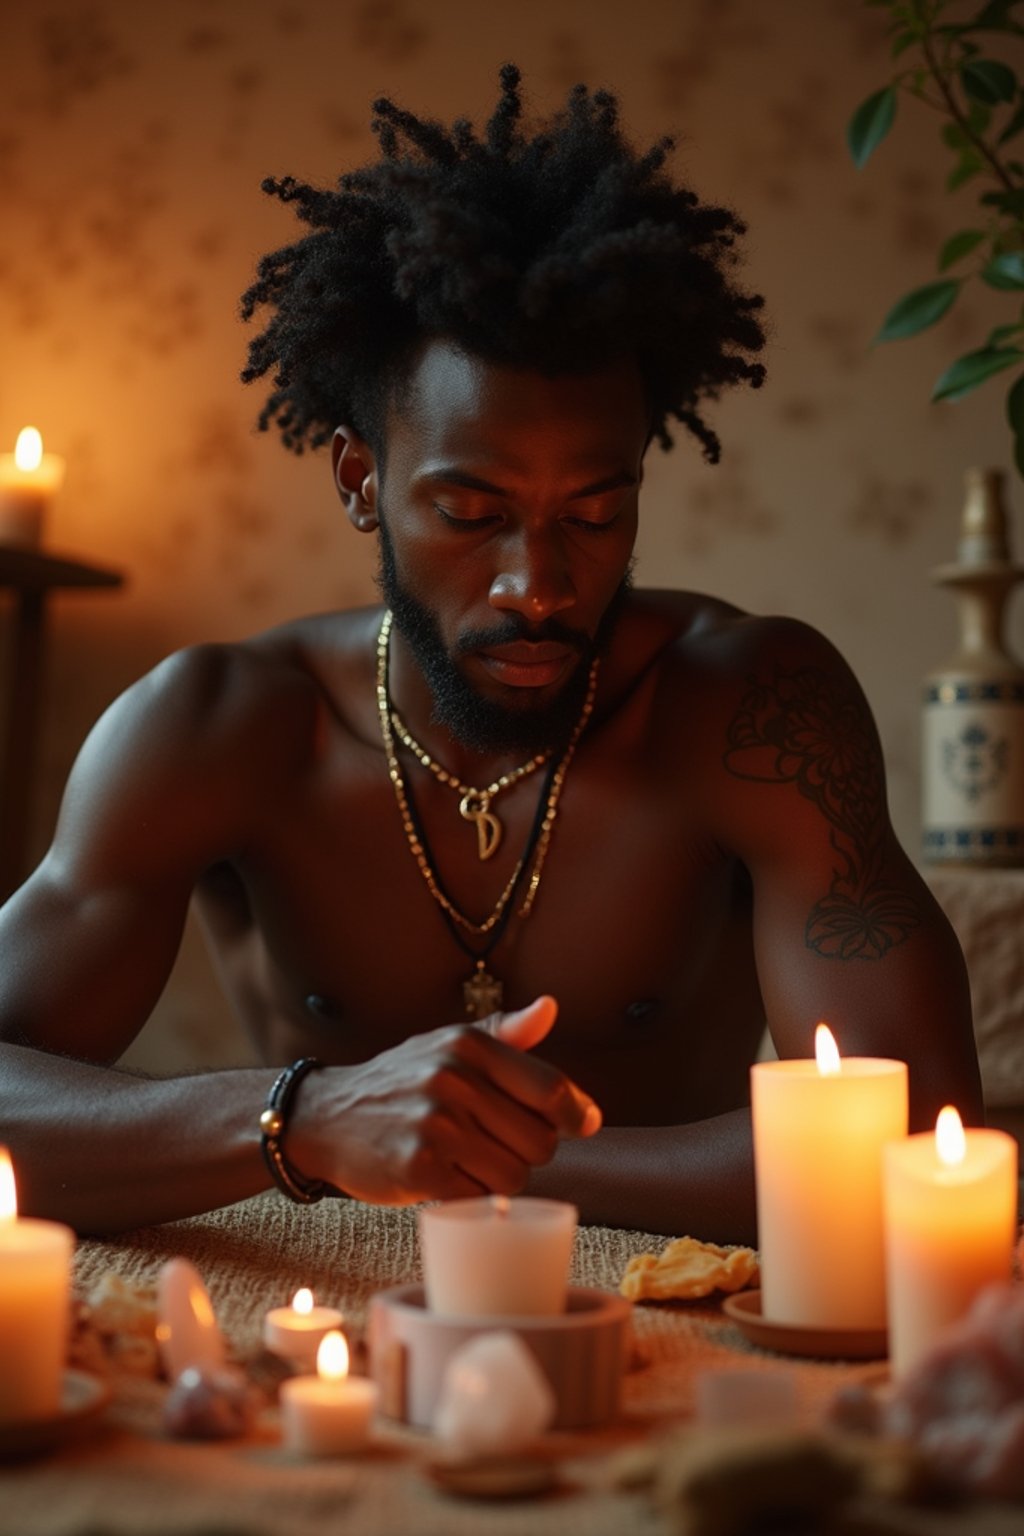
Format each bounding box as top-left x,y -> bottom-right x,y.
922,468 -> 1024,867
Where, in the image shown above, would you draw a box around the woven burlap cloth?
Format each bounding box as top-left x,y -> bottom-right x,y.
1,1194 -> 1019,1536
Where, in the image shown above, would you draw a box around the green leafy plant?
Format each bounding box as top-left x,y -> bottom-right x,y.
848,0 -> 1024,473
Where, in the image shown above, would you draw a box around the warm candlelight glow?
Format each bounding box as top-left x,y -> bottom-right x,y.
491,1194 -> 511,1218
293,1287 -> 314,1315
317,1329 -> 349,1382
0,1147 -> 16,1222
14,427 -> 43,473
814,1022 -> 842,1076
935,1105 -> 966,1168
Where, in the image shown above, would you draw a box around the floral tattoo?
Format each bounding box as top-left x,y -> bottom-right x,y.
724,667 -> 921,959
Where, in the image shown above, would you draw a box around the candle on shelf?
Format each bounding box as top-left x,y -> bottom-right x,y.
419,1196 -> 577,1318
279,1329 -> 378,1456
751,1023 -> 908,1330
0,1146 -> 74,1426
263,1287 -> 344,1373
883,1105 -> 1018,1377
0,427 -> 66,548
156,1258 -> 227,1383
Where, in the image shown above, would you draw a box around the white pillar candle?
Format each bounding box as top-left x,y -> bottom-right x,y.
0,427 -> 65,547
280,1330 -> 378,1456
156,1258 -> 226,1382
883,1106 -> 1018,1378
0,1147 -> 74,1426
419,1196 -> 577,1318
751,1023 -> 908,1330
263,1287 -> 344,1372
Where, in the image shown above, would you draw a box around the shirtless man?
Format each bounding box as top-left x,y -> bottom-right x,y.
0,68 -> 981,1239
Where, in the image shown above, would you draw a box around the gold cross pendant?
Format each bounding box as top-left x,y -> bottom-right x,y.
463,962 -> 503,1019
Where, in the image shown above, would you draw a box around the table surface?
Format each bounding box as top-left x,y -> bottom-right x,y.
2,1194 -> 1021,1536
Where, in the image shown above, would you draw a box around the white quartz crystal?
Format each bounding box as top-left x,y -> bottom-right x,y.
433,1330 -> 555,1458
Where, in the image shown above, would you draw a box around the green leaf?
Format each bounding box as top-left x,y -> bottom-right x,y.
939,229 -> 987,269
891,30 -> 918,59
932,346 -> 1024,402
876,279 -> 962,342
1015,429 -> 1024,480
996,98 -> 1024,144
982,251 -> 1024,289
947,149 -> 984,190
988,322 -> 1024,345
962,59 -> 1018,104
847,86 -> 898,168
1007,372 -> 1024,435
980,187 -> 1024,214
971,1 -> 1024,31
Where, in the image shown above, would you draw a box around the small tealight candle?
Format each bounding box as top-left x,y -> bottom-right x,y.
883,1105 -> 1018,1377
751,1023 -> 908,1330
263,1288 -> 344,1372
419,1196 -> 577,1317
0,427 -> 66,547
279,1330 -> 378,1457
0,1146 -> 75,1426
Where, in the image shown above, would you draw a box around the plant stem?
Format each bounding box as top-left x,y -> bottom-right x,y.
920,26 -> 1018,192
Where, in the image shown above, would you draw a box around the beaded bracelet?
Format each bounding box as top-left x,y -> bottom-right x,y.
259,1057 -> 338,1205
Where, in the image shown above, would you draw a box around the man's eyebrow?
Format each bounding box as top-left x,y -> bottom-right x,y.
415,467 -> 637,499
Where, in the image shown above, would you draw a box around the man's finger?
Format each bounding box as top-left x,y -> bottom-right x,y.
492,994 -> 558,1052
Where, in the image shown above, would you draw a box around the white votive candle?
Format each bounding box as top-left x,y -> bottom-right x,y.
751,1023 -> 908,1330
263,1288 -> 344,1372
0,1146 -> 74,1426
419,1195 -> 577,1317
0,427 -> 65,547
884,1106 -> 1017,1377
280,1330 -> 378,1456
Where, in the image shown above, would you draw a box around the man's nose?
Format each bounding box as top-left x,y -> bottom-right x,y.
488,528 -> 576,623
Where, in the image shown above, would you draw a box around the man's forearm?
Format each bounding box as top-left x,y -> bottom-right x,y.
1,1043 -> 277,1235
527,1108 -> 758,1244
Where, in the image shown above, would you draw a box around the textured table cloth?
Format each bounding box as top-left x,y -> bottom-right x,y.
1,1193 -> 1021,1536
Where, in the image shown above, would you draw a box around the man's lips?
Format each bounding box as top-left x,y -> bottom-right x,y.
475,642 -> 578,689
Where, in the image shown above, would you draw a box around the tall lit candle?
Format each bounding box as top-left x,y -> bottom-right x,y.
0,1146 -> 75,1425
279,1329 -> 378,1456
883,1106 -> 1017,1377
263,1287 -> 344,1372
0,427 -> 66,548
751,1023 -> 908,1330
419,1196 -> 577,1317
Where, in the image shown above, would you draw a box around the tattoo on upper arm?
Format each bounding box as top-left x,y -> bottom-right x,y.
723,667 -> 922,959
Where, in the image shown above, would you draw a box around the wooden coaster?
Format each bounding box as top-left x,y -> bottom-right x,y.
424,1454 -> 559,1500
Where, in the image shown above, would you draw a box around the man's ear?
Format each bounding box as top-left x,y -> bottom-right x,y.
331,426 -> 379,532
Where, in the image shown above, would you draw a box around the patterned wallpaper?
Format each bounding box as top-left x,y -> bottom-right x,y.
0,0 -> 1020,1066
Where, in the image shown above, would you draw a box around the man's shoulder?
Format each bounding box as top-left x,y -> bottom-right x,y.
622,589 -> 839,684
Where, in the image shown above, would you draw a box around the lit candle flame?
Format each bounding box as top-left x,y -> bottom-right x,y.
935,1105 -> 966,1168
317,1329 -> 349,1382
292,1287 -> 314,1315
14,427 -> 43,473
815,1022 -> 842,1076
0,1146 -> 16,1221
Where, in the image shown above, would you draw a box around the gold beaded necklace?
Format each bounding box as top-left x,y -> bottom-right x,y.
388,707 -> 550,861
376,609 -> 599,1017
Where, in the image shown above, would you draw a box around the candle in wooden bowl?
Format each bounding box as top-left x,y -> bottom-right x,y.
419,1196 -> 577,1317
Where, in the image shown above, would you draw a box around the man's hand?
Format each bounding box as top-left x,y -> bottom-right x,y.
287,996 -> 602,1205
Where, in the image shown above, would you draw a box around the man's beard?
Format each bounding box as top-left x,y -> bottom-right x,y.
377,517 -> 632,756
